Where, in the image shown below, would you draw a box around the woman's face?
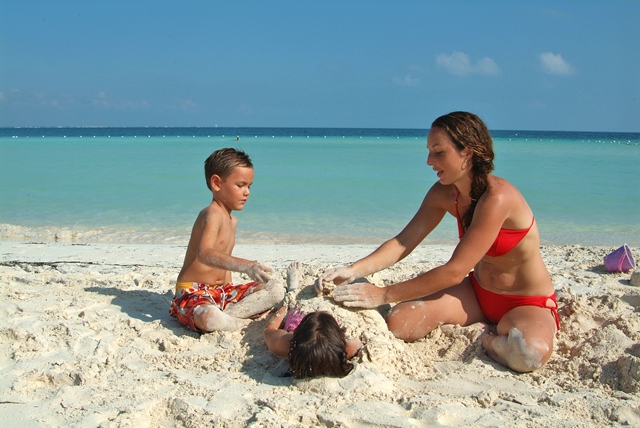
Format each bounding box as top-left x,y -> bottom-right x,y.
426,127 -> 471,185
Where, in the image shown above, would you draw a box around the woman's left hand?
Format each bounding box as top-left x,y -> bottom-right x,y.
332,282 -> 388,308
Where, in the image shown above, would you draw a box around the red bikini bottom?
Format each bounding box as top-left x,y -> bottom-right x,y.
469,271 -> 560,331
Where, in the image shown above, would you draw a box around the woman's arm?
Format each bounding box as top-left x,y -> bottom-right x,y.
318,184 -> 449,289
334,184 -> 511,307
354,185 -> 450,275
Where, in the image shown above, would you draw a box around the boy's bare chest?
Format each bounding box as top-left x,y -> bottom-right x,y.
214,219 -> 236,252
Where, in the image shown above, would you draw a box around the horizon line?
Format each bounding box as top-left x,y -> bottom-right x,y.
1,125 -> 639,135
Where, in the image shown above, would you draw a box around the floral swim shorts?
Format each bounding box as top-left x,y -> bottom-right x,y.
169,282 -> 259,331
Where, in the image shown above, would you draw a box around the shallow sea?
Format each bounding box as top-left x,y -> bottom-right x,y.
1,127 -> 639,245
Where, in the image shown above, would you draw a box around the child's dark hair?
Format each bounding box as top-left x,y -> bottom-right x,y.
204,148 -> 253,190
288,311 -> 354,379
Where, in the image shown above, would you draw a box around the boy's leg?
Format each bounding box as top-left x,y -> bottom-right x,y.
225,262 -> 300,319
193,304 -> 250,332
224,279 -> 286,319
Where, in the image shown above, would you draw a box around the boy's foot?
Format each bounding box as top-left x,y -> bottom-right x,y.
286,261 -> 302,291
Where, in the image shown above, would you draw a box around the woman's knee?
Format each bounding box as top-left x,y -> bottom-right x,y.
385,307 -> 407,340
385,301 -> 432,342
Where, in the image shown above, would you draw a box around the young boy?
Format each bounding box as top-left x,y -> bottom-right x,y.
170,148 -> 285,332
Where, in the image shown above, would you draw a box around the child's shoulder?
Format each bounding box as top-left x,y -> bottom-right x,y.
199,203 -> 237,224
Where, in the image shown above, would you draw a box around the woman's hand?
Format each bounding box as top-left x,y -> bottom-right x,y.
315,266 -> 358,294
332,282 -> 388,308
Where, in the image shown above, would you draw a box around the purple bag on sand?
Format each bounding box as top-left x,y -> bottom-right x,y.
283,308 -> 306,332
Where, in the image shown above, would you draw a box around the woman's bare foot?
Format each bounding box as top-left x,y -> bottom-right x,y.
482,328 -> 547,373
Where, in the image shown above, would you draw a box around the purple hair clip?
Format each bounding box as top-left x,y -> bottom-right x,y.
283,307 -> 306,332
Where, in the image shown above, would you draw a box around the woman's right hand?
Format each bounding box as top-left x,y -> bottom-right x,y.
315,266 -> 358,293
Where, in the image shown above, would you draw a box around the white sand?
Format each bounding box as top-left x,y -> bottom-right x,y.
1,241 -> 639,427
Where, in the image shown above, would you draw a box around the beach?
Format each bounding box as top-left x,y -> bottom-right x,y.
1,241 -> 639,427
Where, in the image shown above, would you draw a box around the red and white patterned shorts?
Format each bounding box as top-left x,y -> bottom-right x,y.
169,282 -> 258,331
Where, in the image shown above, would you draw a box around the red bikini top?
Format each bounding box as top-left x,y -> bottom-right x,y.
455,191 -> 534,257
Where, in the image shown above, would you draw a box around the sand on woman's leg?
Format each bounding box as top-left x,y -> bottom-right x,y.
482,305 -> 556,372
482,327 -> 550,373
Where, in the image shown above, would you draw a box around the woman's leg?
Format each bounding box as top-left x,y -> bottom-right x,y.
482,305 -> 557,372
386,277 -> 487,342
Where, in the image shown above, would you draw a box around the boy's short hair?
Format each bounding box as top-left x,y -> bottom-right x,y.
204,148 -> 253,190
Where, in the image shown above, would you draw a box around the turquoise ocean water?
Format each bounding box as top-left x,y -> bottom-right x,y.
1,127 -> 639,246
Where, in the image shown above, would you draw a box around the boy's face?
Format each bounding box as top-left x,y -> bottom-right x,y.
211,166 -> 254,211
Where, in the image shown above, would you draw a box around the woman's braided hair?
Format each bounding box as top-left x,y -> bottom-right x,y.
432,112 -> 495,231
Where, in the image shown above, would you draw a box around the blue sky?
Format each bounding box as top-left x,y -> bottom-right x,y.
1,1 -> 638,131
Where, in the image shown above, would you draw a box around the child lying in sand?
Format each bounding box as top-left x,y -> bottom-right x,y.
170,148 -> 285,332
264,262 -> 362,378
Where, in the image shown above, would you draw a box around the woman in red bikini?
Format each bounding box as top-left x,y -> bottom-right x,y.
317,111 -> 559,373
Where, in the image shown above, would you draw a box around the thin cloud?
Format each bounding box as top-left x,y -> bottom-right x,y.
177,99 -> 197,110
90,91 -> 150,110
476,57 -> 501,75
238,103 -> 252,114
393,74 -> 421,86
539,52 -> 575,75
436,52 -> 501,76
91,91 -> 109,107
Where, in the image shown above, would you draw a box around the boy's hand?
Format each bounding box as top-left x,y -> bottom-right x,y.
245,261 -> 274,283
